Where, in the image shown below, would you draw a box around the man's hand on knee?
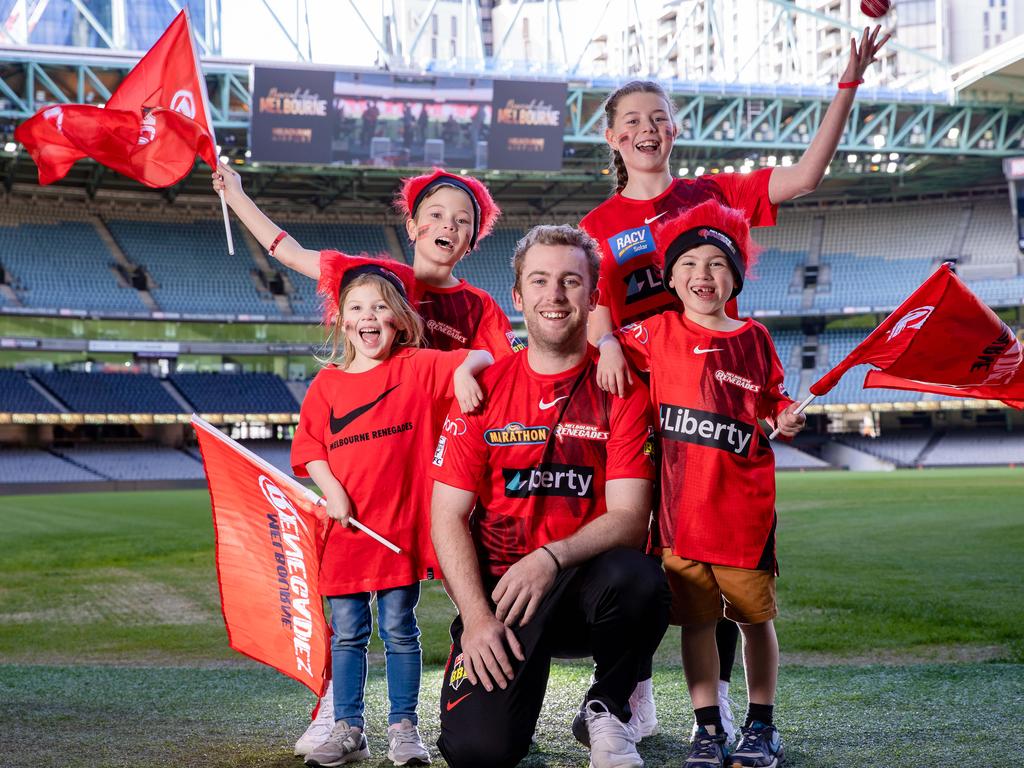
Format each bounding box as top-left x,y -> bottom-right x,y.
460,611 -> 525,692
491,549 -> 558,628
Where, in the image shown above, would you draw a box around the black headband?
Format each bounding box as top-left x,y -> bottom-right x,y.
411,176 -> 482,250
662,225 -> 745,299
340,263 -> 408,299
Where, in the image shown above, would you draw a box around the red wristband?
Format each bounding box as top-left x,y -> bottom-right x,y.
838,79 -> 863,89
268,230 -> 288,256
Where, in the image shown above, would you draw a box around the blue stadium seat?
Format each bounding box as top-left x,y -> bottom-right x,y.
170,372 -> 300,413
35,372 -> 183,413
0,370 -> 60,412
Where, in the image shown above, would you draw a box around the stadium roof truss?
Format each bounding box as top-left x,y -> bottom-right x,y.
2,51 -> 1023,158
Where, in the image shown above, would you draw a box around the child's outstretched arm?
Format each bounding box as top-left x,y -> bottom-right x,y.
212,162 -> 321,279
596,333 -> 633,398
768,25 -> 890,204
453,350 -> 494,414
305,460 -> 353,526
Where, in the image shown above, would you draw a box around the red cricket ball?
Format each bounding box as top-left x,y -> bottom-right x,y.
860,0 -> 891,18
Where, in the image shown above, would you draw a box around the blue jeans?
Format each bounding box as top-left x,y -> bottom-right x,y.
328,583 -> 422,728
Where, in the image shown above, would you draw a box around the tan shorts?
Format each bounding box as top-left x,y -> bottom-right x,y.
662,553 -> 777,627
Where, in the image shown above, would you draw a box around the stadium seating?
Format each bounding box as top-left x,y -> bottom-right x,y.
35,371 -> 184,413
451,228 -> 522,320
0,446 -> 103,483
961,200 -> 1019,265
742,249 -> 805,314
105,218 -> 281,316
170,372 -> 300,413
0,220 -> 147,312
772,440 -> 831,469
240,440 -> 296,476
0,370 -> 61,412
50,444 -> 206,480
921,429 -> 1024,466
834,432 -> 935,467
814,329 -> 923,404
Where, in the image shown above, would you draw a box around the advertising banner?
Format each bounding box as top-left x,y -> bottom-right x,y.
487,79 -> 567,171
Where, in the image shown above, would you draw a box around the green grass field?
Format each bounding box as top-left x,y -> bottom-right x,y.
1,468 -> 1022,766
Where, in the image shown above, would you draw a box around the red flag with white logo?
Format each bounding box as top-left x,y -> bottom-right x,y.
810,264 -> 1024,409
14,10 -> 216,187
192,416 -> 331,696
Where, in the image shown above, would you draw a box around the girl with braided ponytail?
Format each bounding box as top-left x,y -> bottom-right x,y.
582,25 -> 889,755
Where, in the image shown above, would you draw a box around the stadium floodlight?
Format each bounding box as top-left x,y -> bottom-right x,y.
781,155 -> 793,167
947,126 -> 961,141
847,154 -> 857,163
886,162 -> 898,173
872,153 -> 882,163
694,165 -> 705,176
3,142 -> 15,153
872,134 -> 885,148
724,165 -> 734,173
739,165 -> 752,174
889,152 -> 900,160
677,167 -> 688,176
767,155 -> 777,167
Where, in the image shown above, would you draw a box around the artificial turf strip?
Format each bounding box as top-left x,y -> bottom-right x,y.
1,662 -> 1021,767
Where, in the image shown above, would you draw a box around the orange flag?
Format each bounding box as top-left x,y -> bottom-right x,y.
192,416 -> 331,696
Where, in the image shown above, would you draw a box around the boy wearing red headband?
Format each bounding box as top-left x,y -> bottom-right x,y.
293,260 -> 492,767
597,201 -> 805,768
213,164 -> 523,359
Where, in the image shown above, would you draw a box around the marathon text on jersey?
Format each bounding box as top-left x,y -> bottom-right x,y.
485,422 -> 551,446
502,463 -> 595,498
659,403 -> 754,457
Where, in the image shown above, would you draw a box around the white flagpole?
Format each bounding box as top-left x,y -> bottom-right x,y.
768,393 -> 815,440
191,415 -> 401,553
183,8 -> 235,255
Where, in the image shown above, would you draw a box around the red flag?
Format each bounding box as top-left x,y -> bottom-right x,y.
15,10 -> 216,187
810,264 -> 1024,409
193,416 -> 331,696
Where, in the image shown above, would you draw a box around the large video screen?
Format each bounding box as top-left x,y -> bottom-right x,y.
251,67 -> 565,172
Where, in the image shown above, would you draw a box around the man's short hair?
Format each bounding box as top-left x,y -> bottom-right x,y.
511,224 -> 601,293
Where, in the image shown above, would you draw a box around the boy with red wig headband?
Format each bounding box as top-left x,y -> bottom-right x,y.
214,164 -> 523,359
597,200 -> 805,768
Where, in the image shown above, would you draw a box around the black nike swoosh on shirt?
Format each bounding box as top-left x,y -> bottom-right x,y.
329,384 -> 400,435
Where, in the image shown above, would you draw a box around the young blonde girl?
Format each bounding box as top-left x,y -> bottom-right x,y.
291,263 -> 491,767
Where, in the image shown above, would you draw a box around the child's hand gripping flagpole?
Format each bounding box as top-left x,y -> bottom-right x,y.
314,499 -> 401,554
769,393 -> 815,440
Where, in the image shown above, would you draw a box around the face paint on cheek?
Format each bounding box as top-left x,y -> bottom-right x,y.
414,224 -> 431,241
382,318 -> 399,331
342,320 -> 356,333
615,132 -> 631,148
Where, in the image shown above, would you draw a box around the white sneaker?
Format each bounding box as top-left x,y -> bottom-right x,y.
689,681 -> 737,748
578,700 -> 644,768
627,678 -> 658,741
304,720 -> 370,767
386,718 -> 431,766
295,680 -> 336,756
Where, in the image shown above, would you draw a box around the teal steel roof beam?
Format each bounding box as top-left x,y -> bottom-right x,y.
81,66 -> 112,103
28,62 -> 72,106
926,108 -> 968,150
966,109 -> 1006,151
673,96 -> 706,141
737,99 -> 783,143
852,103 -> 896,148
890,105 -> 934,148
0,77 -> 29,114
567,89 -> 584,137
697,98 -> 743,144
777,101 -> 820,143
576,91 -> 606,139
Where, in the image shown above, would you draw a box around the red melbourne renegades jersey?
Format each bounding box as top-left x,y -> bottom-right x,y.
291,348 -> 468,594
580,170 -> 777,328
320,251 -> 524,358
428,349 -> 655,578
616,313 -> 793,571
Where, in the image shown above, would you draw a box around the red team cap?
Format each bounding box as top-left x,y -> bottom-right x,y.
656,199 -> 761,299
318,252 -> 413,326
395,168 -> 500,250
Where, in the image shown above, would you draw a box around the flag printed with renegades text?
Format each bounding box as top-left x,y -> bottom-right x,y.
15,10 -> 216,187
810,264 -> 1024,409
193,417 -> 331,696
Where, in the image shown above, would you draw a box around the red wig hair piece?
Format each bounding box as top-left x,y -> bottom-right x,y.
317,252 -> 414,327
395,168 -> 500,249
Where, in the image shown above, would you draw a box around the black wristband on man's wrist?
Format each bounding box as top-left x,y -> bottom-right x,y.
539,544 -> 562,573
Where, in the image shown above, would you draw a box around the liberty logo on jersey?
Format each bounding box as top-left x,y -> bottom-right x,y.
608,225 -> 655,265
659,403 -> 753,456
502,463 -> 594,498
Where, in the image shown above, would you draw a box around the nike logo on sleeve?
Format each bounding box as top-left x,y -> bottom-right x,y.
329,385 -> 400,434
644,211 -> 668,225
693,345 -> 724,355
